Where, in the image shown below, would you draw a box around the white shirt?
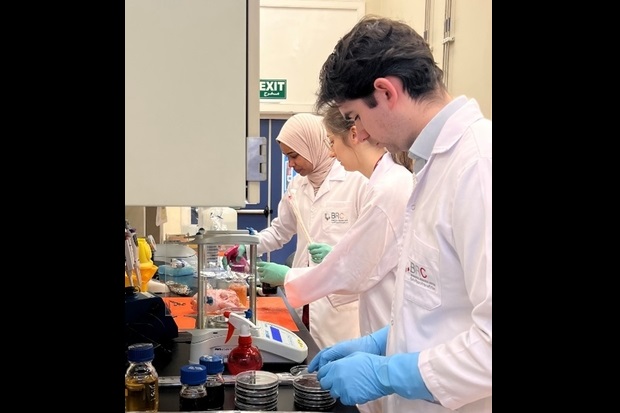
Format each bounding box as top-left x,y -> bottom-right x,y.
257,160 -> 369,348
385,97 -> 492,413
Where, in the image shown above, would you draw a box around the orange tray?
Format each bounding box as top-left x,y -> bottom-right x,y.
163,296 -> 298,331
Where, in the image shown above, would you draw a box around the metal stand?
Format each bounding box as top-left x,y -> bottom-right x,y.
186,230 -> 260,328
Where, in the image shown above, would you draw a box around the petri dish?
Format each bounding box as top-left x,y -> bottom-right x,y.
235,370 -> 280,391
235,397 -> 278,411
293,372 -> 335,410
293,373 -> 330,393
289,364 -> 308,376
294,399 -> 336,411
235,392 -> 279,406
235,385 -> 278,398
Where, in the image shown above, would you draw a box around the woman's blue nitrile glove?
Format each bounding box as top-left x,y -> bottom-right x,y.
256,261 -> 290,286
316,351 -> 434,406
308,242 -> 333,263
308,325 -> 389,372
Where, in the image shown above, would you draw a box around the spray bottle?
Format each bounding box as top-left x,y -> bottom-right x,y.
224,311 -> 263,374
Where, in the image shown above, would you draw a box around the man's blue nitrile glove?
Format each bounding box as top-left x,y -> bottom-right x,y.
316,351 -> 434,406
308,325 -> 389,372
246,227 -> 257,235
308,242 -> 333,263
256,261 -> 290,286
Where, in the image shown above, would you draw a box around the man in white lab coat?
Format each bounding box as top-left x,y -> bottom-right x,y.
308,16 -> 492,413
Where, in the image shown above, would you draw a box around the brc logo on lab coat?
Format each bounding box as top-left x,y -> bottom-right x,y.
408,261 -> 436,292
324,211 -> 348,224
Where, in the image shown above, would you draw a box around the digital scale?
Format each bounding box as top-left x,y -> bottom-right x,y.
188,319 -> 308,364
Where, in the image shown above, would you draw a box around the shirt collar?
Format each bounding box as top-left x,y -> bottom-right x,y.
409,95 -> 468,174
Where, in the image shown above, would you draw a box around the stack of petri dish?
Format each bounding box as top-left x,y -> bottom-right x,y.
293,373 -> 336,411
234,370 -> 279,411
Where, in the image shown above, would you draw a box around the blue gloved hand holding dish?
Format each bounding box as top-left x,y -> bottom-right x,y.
308,325 -> 388,372
308,242 -> 332,263
316,352 -> 434,405
256,261 -> 290,286
308,326 -> 434,405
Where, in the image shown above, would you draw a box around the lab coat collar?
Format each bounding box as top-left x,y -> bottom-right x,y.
369,152 -> 395,185
299,160 -> 348,200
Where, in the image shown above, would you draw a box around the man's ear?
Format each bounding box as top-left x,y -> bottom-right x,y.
374,77 -> 399,108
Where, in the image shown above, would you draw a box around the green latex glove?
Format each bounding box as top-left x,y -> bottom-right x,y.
308,242 -> 333,263
256,261 -> 290,286
222,244 -> 247,268
237,244 -> 246,260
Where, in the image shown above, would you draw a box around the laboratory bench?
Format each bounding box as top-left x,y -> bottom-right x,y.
155,289 -> 359,413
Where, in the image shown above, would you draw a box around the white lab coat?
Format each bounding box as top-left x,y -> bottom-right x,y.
284,153 -> 413,413
384,98 -> 492,413
257,160 -> 369,349
284,153 -> 412,337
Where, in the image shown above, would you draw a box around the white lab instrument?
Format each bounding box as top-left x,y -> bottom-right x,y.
188,317 -> 308,365
186,230 -> 308,365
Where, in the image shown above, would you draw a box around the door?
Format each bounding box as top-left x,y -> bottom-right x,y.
237,118 -> 297,265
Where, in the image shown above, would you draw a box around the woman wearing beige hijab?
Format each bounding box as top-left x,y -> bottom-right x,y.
255,112 -> 369,349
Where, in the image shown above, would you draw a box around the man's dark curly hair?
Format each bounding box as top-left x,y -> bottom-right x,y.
315,15 -> 445,113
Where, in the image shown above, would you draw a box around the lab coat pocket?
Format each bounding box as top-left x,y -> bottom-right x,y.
403,233 -> 441,310
321,202 -> 353,233
326,293 -> 359,309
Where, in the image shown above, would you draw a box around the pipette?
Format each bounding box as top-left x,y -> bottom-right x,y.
286,189 -> 313,244
125,227 -> 142,289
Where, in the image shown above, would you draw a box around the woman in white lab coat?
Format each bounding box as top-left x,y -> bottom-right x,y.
258,107 -> 413,413
255,113 -> 369,349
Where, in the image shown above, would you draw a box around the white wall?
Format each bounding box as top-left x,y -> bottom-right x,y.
258,0 -> 492,118
364,0 -> 492,119
259,0 -> 366,114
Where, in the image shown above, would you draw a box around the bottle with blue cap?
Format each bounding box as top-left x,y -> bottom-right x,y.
125,342 -> 159,412
179,364 -> 208,411
199,355 -> 226,410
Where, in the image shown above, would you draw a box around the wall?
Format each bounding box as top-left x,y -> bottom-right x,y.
365,0 -> 492,119
259,0 -> 491,117
259,0 -> 366,114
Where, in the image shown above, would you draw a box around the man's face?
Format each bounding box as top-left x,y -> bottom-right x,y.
337,95 -> 402,153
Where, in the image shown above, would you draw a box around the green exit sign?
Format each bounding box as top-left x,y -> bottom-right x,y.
260,79 -> 287,99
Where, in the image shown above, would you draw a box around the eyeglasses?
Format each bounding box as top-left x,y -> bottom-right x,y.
323,136 -> 334,150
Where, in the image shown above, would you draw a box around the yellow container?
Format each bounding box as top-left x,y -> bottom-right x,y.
125,263 -> 159,292
137,238 -> 152,264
